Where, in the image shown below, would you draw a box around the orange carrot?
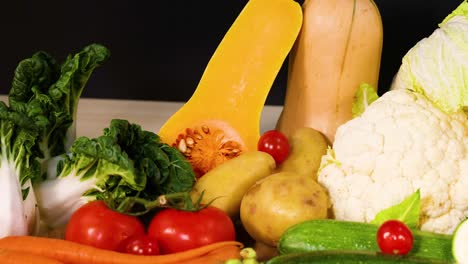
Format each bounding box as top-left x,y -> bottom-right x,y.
0,248 -> 64,264
183,244 -> 242,264
0,236 -> 242,264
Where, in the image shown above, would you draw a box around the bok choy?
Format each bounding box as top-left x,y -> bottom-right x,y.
0,43 -> 109,237
36,119 -> 196,228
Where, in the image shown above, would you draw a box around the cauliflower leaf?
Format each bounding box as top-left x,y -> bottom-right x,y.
371,189 -> 421,229
352,83 -> 379,118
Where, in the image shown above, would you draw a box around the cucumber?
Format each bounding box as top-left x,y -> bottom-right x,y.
266,251 -> 448,264
452,218 -> 468,263
278,219 -> 454,263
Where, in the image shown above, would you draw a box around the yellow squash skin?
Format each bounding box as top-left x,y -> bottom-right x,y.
276,0 -> 383,143
158,0 -> 303,153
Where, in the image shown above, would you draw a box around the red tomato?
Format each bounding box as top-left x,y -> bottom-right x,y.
65,200 -> 146,251
121,234 -> 160,255
147,206 -> 236,254
377,220 -> 414,255
257,130 -> 290,163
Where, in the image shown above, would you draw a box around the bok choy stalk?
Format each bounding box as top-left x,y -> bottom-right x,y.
8,44 -> 110,162
35,119 -> 196,228
35,134 -> 145,228
0,102 -> 42,237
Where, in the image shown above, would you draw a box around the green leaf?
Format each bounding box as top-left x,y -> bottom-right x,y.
101,119 -> 196,213
391,1 -> 468,114
441,0 -> 468,25
371,190 -> 421,229
9,51 -> 59,108
352,83 -> 379,118
0,101 -> 42,194
159,143 -> 196,194
8,44 -> 110,160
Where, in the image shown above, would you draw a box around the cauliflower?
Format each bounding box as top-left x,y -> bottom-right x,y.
318,89 -> 468,234
318,0 -> 468,235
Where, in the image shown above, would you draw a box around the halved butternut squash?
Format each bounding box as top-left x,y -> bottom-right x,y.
158,0 -> 302,177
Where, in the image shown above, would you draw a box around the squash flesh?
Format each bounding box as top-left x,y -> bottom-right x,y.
159,0 -> 303,176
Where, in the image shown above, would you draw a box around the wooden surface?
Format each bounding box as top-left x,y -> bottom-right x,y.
0,96 -> 283,138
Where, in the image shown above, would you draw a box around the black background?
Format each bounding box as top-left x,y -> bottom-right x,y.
0,0 -> 463,105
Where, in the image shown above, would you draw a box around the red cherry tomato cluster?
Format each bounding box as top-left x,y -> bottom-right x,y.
376,220 -> 414,255
65,200 -> 236,255
257,130 -> 290,164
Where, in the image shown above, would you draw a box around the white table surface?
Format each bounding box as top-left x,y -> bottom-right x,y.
0,96 -> 283,138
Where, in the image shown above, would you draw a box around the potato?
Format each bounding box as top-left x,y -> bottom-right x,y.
277,127 -> 328,180
240,171 -> 329,246
190,151 -> 276,218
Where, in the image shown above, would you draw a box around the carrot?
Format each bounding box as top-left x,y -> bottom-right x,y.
183,244 -> 242,264
0,248 -> 64,264
0,236 -> 243,264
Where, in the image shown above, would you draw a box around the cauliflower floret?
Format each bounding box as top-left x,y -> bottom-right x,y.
318,89 -> 468,234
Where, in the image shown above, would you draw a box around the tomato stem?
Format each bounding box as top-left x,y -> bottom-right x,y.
115,191 -> 215,215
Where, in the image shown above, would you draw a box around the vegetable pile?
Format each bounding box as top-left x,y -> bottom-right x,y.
4,0 -> 468,263
0,42 -> 240,263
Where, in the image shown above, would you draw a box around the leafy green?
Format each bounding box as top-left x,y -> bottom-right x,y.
0,101 -> 42,237
103,119 -> 196,201
352,83 -> 379,118
0,43 -> 109,237
8,44 -> 110,160
371,190 -> 421,229
441,0 -> 468,25
36,119 -> 196,227
35,132 -> 148,228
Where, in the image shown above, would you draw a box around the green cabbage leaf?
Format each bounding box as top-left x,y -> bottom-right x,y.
391,0 -> 468,113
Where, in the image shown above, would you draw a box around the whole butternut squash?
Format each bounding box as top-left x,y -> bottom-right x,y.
158,0 -> 302,177
276,0 -> 383,143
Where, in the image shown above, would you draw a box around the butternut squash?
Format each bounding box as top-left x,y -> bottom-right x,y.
276,0 -> 383,143
158,0 -> 302,177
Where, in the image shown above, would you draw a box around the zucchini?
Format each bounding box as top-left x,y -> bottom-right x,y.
266,251 -> 448,264
278,219 -> 454,263
452,218 -> 468,263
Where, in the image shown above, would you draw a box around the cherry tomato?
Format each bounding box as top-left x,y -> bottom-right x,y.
376,220 -> 414,255
65,200 -> 146,251
121,234 -> 160,255
147,206 -> 236,254
257,130 -> 290,164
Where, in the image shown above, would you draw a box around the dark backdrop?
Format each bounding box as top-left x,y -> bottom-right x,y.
0,0 -> 463,105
